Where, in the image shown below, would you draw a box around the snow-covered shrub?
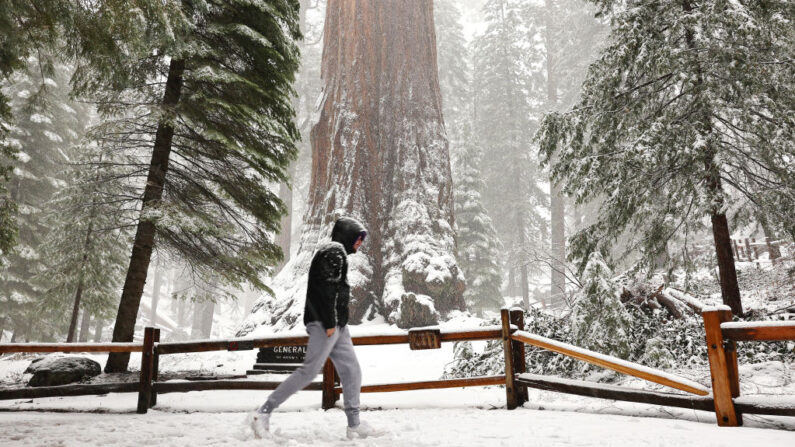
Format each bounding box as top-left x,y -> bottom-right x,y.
624,304 -> 707,369
444,307 -> 576,379
570,253 -> 633,367
446,261 -> 794,382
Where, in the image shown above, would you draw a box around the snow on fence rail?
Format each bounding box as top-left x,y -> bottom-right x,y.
0,342 -> 142,353
509,330 -> 709,396
1,309 -> 794,427
720,321 -> 795,342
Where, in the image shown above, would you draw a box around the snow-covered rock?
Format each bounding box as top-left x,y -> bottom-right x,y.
25,356 -> 101,387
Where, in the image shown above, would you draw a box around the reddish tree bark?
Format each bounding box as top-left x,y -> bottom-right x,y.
242,0 -> 464,332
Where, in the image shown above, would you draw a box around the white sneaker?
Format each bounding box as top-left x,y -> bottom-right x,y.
249,411 -> 270,439
346,421 -> 387,440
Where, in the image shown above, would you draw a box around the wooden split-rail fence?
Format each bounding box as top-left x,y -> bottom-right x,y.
1,308 -> 794,427
730,237 -> 788,265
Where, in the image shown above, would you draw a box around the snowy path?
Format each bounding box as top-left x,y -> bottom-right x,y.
2,404 -> 795,446
2,386 -> 795,446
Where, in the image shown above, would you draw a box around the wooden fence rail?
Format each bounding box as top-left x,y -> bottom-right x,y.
0,343 -> 142,353
1,308 -> 793,428
721,321 -> 795,342
509,331 -> 710,396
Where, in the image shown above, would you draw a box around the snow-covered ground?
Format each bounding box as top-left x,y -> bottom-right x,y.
3,334 -> 795,445
2,401 -> 795,446
2,260 -> 794,445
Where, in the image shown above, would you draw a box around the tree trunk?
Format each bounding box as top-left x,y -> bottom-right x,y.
275,169 -> 294,273
66,214 -> 96,342
150,259 -> 163,326
274,0 -> 313,274
759,218 -> 781,260
710,210 -> 743,315
681,0 -> 741,316
93,318 -> 104,342
78,309 -> 91,342
550,185 -> 566,303
704,148 -> 741,315
66,281 -> 84,343
544,0 -> 566,307
191,301 -> 202,339
190,299 -> 214,339
241,0 -> 464,333
201,300 -> 215,338
177,298 -> 187,327
105,59 -> 185,373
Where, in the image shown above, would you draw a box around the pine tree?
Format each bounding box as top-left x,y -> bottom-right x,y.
0,1 -> 73,256
522,0 -> 607,306
36,145 -> 130,342
538,0 -> 795,315
68,1 -> 302,371
0,57 -> 86,341
473,0 -> 547,308
454,129 -> 503,315
570,252 -> 632,365
435,0 -> 472,157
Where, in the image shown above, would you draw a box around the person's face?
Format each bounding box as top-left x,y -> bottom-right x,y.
353,236 -> 364,252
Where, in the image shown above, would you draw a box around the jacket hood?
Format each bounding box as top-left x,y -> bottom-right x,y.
331,217 -> 367,254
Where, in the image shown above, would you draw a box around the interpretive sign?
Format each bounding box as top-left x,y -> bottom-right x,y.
257,345 -> 307,363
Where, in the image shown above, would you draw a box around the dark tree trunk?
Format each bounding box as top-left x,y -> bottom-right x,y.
67,214 -> 95,342
681,0 -> 741,316
105,59 -> 185,373
705,150 -> 741,315
711,210 -> 742,315
247,0 -> 464,332
78,309 -> 91,342
66,281 -> 84,343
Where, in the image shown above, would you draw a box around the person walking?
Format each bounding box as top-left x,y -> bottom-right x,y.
250,217 -> 384,440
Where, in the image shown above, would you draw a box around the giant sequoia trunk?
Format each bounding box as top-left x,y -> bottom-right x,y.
240,0 -> 464,334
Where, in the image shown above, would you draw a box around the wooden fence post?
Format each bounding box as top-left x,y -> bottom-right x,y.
501,308 -> 519,409
702,310 -> 741,426
149,328 -> 161,408
137,327 -> 156,414
744,239 -> 753,261
322,359 -> 336,410
731,239 -> 739,259
765,237 -> 780,264
750,238 -> 760,260
509,309 -> 527,405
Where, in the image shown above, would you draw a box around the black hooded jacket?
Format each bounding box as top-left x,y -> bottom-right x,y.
303,217 -> 367,329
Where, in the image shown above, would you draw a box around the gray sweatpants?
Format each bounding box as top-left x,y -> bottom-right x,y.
257,322 -> 362,427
